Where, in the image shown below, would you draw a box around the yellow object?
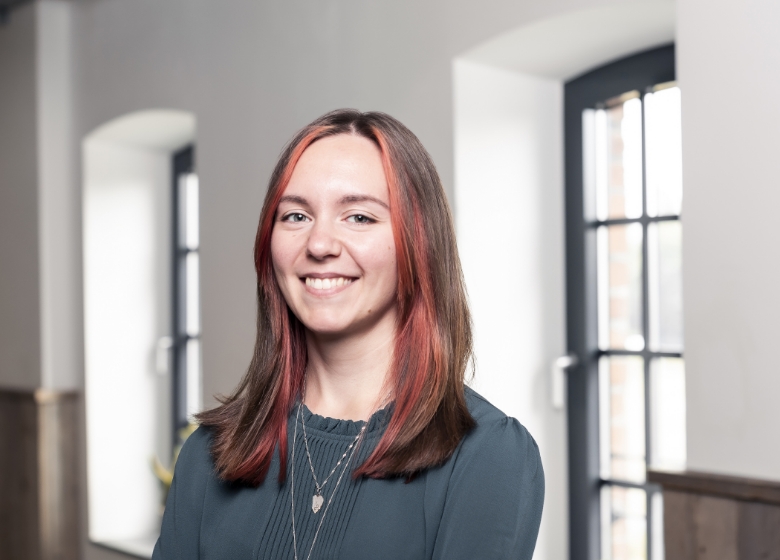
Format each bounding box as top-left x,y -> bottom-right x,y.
152,422 -> 199,491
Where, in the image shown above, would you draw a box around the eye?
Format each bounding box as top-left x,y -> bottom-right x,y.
346,214 -> 375,225
282,212 -> 309,223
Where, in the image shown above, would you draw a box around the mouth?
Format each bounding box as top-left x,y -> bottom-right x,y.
302,276 -> 356,292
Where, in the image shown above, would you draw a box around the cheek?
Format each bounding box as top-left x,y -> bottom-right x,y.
271,231 -> 295,273
370,239 -> 398,294
349,235 -> 397,291
270,230 -> 296,285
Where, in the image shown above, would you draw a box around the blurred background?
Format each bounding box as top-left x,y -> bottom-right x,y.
1,0 -> 778,559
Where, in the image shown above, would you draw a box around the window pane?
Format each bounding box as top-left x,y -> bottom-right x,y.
602,485 -> 648,560
598,223 -> 644,351
600,356 -> 646,482
645,87 -> 683,217
178,173 -> 199,250
648,221 -> 683,351
595,95 -> 643,221
650,358 -> 687,470
185,338 -> 202,420
185,174 -> 199,249
185,252 -> 200,336
650,492 -> 664,560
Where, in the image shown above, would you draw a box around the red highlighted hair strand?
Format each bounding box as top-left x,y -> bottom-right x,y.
198,110 -> 475,484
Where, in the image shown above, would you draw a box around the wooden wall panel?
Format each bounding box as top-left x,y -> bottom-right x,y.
691,495 -> 738,560
652,470 -> 780,560
0,391 -> 41,560
664,491 -> 696,560
663,492 -> 739,560
37,391 -> 80,560
738,501 -> 780,560
0,389 -> 80,560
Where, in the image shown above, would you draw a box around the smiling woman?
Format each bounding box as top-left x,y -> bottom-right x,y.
271,135 -> 399,423
153,109 -> 545,560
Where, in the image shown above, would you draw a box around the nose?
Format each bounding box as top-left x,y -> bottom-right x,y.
306,218 -> 341,260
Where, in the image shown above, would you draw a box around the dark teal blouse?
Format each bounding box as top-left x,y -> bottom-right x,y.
152,388 -> 544,559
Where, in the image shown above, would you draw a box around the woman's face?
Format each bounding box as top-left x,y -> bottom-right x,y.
271,134 -> 398,338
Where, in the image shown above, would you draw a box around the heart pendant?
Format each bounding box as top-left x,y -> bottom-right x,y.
312,494 -> 324,513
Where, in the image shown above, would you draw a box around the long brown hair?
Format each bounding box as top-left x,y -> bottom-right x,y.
197,109 -> 475,485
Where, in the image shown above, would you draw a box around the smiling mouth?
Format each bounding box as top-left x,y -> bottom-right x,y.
303,277 -> 355,290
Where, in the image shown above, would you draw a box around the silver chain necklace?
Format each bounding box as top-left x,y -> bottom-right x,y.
290,400 -> 366,560
301,402 -> 365,513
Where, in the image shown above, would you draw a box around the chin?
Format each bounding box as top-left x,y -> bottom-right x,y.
299,314 -> 354,336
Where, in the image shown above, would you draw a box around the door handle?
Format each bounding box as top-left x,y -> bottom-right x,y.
156,336 -> 173,376
551,354 -> 578,409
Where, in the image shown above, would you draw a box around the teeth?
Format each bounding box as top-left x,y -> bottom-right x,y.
305,277 -> 353,290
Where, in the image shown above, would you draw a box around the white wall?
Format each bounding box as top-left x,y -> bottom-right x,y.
37,0 -> 80,391
454,60 -> 566,560
463,2 -> 675,79
678,0 -> 780,481
0,4 -> 41,391
0,1 -> 80,392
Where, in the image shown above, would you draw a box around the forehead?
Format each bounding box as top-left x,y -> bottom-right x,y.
284,134 -> 389,201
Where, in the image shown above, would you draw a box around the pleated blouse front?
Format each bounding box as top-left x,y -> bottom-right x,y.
153,388 -> 545,560
255,404 -> 388,559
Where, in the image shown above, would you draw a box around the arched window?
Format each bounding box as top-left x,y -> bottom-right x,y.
565,45 -> 684,560
82,110 -> 197,557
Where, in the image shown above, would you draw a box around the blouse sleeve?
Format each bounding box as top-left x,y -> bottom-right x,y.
431,417 -> 544,560
152,427 -> 212,560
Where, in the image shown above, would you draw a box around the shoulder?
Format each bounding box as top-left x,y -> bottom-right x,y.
425,388 -> 545,558
174,425 -> 217,489
457,386 -> 543,481
179,425 -> 213,463
464,385 -> 511,425
154,427 -> 218,559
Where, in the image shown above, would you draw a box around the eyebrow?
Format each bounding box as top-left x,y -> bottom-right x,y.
277,194 -> 389,209
278,194 -> 309,206
338,194 -> 389,209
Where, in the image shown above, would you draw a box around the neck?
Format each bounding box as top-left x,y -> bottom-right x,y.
303,316 -> 395,422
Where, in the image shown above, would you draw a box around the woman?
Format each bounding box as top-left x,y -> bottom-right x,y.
153,109 -> 544,560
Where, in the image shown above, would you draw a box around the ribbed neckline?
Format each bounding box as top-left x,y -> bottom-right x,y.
295,401 -> 393,438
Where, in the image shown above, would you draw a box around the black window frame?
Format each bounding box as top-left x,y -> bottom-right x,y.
564,44 -> 677,560
172,145 -> 196,444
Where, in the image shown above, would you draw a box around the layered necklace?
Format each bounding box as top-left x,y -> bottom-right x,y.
290,396 -> 367,560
